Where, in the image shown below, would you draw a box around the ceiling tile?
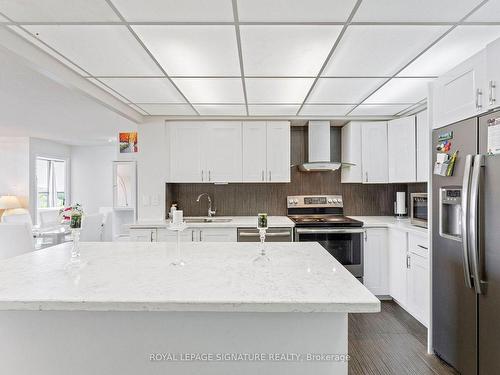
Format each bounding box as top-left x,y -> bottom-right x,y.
133,25 -> 240,76
194,105 -> 247,115
87,78 -> 130,102
172,78 -> 244,103
8,26 -> 89,76
237,0 -> 356,22
136,104 -> 197,116
245,78 -> 314,103
466,1 -> 500,22
112,0 -> 233,22
99,78 -> 186,103
399,26 -> 500,76
23,25 -> 162,76
241,25 -> 342,76
353,0 -> 483,22
299,104 -> 354,116
248,105 -> 300,116
349,104 -> 410,116
322,25 -> 448,77
307,78 -> 385,103
365,78 -> 434,104
0,0 -> 119,22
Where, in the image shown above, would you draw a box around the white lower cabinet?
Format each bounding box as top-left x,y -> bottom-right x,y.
388,229 -> 409,307
129,228 -> 157,242
407,232 -> 430,327
363,228 -> 389,296
154,227 -> 237,243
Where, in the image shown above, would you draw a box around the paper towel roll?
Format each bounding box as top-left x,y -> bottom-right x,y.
173,210 -> 183,225
395,192 -> 406,215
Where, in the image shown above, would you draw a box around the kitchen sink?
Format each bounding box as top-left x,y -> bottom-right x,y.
184,217 -> 232,223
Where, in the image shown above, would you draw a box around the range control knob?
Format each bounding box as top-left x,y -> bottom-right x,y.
288,199 -> 294,205
336,199 -> 342,204
293,199 -> 299,204
327,199 -> 333,204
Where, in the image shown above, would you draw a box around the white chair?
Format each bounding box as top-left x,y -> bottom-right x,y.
2,210 -> 56,249
38,209 -> 60,230
1,210 -> 33,226
79,213 -> 104,242
0,223 -> 35,260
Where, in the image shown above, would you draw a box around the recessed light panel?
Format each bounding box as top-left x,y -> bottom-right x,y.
133,26 -> 241,76
365,78 -> 434,104
23,25 -> 163,76
307,78 -> 385,104
322,25 -> 448,77
248,105 -> 301,116
194,105 -> 247,116
299,104 -> 354,116
399,26 -> 500,76
349,104 -> 410,116
172,78 -> 245,104
237,0 -> 356,22
100,78 -> 187,103
112,0 -> 234,22
0,0 -> 119,22
245,78 -> 314,103
241,25 -> 342,76
353,0 -> 483,22
136,104 -> 197,116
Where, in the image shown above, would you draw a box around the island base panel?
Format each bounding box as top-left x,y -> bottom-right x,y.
0,310 -> 348,375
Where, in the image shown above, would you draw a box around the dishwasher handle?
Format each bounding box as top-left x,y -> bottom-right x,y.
238,231 -> 291,237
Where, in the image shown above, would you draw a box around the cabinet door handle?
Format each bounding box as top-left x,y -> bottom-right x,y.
208,170 -> 211,182
406,254 -> 411,269
262,170 -> 264,181
417,244 -> 428,250
365,172 -> 368,182
489,80 -> 496,105
191,230 -> 195,242
201,170 -> 204,182
476,88 -> 483,110
269,171 -> 272,181
364,231 -> 367,241
199,230 -> 203,242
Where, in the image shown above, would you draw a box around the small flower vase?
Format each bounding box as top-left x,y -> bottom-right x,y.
70,213 -> 82,261
254,213 -> 270,264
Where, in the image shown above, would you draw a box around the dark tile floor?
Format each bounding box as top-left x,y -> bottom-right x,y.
349,301 -> 458,375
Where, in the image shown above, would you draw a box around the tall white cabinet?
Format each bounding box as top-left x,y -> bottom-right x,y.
387,116 -> 416,183
341,122 -> 363,183
361,122 -> 389,183
266,122 -> 291,183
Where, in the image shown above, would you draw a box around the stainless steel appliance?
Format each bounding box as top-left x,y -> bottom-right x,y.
410,192 -> 428,228
237,227 -> 292,242
432,111 -> 500,375
287,195 -> 364,282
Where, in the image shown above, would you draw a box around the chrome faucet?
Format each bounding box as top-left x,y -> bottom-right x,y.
196,193 -> 216,217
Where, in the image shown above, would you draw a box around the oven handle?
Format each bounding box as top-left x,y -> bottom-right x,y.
295,228 -> 366,234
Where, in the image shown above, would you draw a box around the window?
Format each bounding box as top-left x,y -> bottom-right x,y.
36,158 -> 66,208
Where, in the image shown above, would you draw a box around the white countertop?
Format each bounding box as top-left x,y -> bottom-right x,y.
0,242 -> 379,313
129,216 -> 295,229
349,216 -> 428,236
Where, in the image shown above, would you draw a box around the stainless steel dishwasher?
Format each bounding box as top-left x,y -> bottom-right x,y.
237,227 -> 293,242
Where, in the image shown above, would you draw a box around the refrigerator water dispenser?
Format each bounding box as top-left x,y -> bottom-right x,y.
439,187 -> 462,241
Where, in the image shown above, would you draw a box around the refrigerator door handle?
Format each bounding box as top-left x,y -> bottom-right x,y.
461,154 -> 474,289
469,154 -> 484,295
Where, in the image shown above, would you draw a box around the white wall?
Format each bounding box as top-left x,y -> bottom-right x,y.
137,119 -> 168,221
71,145 -> 115,214
28,138 -> 71,220
0,137 -> 30,208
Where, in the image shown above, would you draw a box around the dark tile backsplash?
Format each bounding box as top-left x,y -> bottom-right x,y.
166,126 -> 427,217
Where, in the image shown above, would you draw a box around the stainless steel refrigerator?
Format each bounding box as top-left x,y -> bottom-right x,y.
432,111 -> 500,375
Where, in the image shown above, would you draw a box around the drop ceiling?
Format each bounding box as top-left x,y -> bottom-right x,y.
1,0 -> 500,118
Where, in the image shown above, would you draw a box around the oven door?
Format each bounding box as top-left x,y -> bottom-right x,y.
294,227 -> 365,280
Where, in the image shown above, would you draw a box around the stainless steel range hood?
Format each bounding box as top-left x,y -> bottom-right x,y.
298,121 -> 342,172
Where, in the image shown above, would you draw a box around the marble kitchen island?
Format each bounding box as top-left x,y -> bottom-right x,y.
0,241 -> 379,375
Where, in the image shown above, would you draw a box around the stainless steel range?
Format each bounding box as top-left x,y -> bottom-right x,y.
287,195 -> 365,282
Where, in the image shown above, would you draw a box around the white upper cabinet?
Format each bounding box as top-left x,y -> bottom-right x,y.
416,110 -> 429,182
242,121 -> 267,182
486,38 -> 500,110
341,121 -> 363,183
205,122 -> 242,183
266,121 -> 291,182
432,50 -> 487,129
388,116 -> 416,183
169,121 -> 290,183
170,122 -> 206,182
361,122 -> 388,183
